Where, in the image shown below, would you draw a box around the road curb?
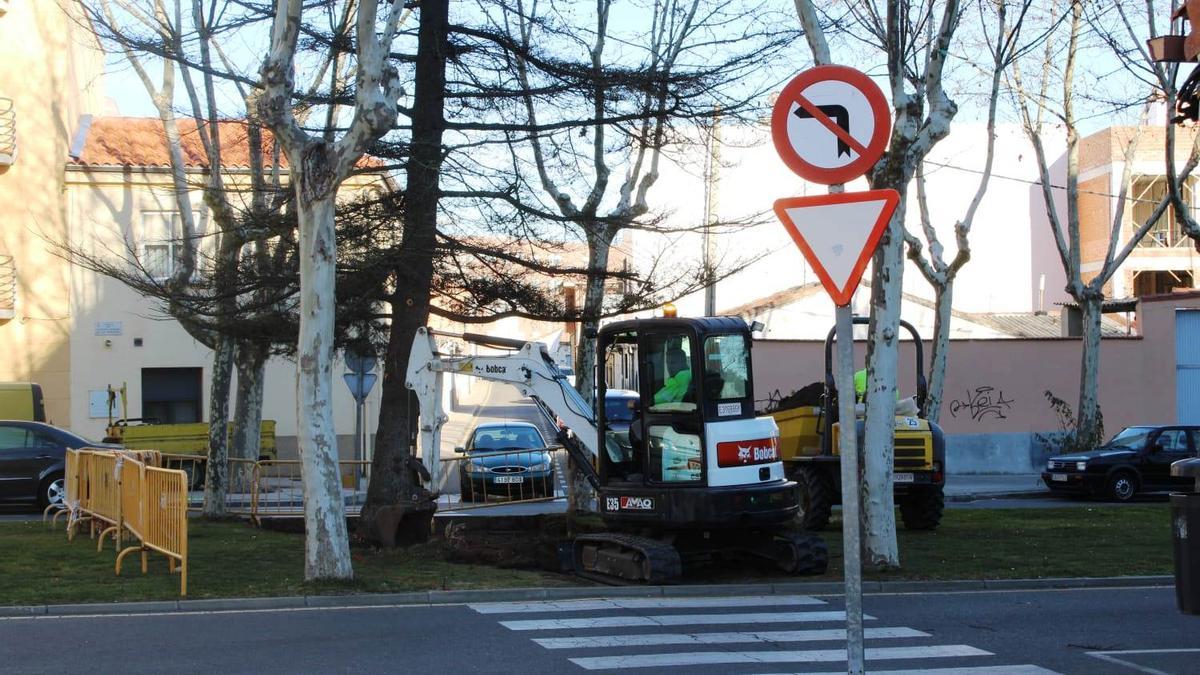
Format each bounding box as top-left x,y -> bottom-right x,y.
945,490 -> 1046,503
0,575 -> 1173,619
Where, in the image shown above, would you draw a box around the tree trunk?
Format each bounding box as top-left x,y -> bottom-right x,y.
231,341 -> 267,491
861,197 -> 906,570
360,0 -> 447,547
202,335 -> 234,518
925,282 -> 954,425
295,189 -> 352,581
574,233 -> 611,407
568,231 -> 609,515
1077,295 -> 1103,445
232,342 -> 267,462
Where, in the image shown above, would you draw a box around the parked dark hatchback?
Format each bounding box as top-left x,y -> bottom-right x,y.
0,420 -> 114,508
1042,425 -> 1200,501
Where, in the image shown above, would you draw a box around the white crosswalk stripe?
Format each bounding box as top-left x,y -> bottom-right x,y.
500,610 -> 864,631
469,594 -> 825,614
569,645 -> 992,670
470,594 -> 1063,674
533,626 -> 927,649
748,662 -> 1060,667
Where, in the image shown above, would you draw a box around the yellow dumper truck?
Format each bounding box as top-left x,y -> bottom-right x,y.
102,384 -> 276,486
766,318 -> 945,531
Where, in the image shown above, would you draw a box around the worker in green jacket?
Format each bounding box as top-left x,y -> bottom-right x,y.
654,347 -> 693,404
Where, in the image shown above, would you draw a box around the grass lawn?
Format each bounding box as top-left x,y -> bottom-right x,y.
0,505 -> 1174,606
709,504 -> 1174,584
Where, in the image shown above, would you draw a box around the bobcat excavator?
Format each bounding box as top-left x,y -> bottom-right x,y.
406,313 -> 828,584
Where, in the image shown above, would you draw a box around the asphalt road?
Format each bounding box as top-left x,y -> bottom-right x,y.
0,586 -> 1195,674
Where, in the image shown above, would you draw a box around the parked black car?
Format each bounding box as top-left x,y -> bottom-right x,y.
0,420 -> 113,509
1043,425 -> 1200,501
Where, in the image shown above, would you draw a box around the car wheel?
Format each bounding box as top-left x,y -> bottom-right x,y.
459,469 -> 476,502
1107,471 -> 1138,502
38,473 -> 65,510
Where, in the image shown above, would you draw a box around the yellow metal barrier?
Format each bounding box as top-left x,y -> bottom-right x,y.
115,464 -> 189,596
88,453 -> 125,551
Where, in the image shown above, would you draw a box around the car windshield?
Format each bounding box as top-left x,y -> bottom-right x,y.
605,396 -> 638,423
1108,427 -> 1152,449
469,427 -> 544,451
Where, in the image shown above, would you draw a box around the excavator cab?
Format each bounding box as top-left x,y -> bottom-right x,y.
593,317 -> 794,527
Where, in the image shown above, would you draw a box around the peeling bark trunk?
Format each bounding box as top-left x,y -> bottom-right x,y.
231,341 -> 266,490
861,195 -> 906,571
295,187 -> 352,580
232,342 -> 267,463
926,283 -> 954,425
1077,295 -> 1103,444
360,0 -> 446,547
568,232 -> 609,515
574,233 -> 611,407
202,336 -> 234,518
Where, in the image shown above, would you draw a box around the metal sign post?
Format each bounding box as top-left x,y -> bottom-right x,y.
769,64 -> 898,675
344,350 -> 378,488
834,306 -> 864,674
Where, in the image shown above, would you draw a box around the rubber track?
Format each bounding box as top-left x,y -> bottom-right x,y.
779,531 -> 830,575
572,533 -> 683,585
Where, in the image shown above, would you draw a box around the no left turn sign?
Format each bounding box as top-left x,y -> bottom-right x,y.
771,65 -> 891,185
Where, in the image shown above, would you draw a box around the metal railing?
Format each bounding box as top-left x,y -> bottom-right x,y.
1135,226 -> 1193,249
0,255 -> 14,320
0,97 -> 14,165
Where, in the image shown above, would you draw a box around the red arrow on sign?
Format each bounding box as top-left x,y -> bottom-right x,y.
774,189 -> 900,306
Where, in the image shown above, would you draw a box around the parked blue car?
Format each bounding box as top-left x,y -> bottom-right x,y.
456,422 -> 555,501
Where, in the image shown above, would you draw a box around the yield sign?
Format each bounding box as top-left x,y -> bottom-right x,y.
771,65 -> 891,185
774,189 -> 900,306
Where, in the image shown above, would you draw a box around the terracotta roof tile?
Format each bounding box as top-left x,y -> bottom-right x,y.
69,116 -> 386,170
70,117 -> 286,169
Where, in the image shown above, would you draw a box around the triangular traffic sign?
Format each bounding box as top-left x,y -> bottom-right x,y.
773,189 -> 900,306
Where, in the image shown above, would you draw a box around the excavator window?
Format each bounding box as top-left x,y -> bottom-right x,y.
702,334 -> 749,400
646,334 -> 696,413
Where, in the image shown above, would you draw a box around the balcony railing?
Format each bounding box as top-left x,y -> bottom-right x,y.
1136,226 -> 1193,249
0,255 -> 15,323
0,97 -> 13,166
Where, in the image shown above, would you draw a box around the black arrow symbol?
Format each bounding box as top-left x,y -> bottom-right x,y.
793,104 -> 852,157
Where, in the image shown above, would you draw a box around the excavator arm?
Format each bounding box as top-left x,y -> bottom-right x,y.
405,327 -> 600,490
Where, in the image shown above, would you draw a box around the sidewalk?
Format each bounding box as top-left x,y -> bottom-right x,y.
944,473 -> 1046,502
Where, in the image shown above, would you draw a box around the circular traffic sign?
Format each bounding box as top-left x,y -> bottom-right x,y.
770,65 -> 891,185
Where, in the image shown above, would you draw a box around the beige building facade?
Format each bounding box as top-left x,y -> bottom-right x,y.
0,1 -> 104,427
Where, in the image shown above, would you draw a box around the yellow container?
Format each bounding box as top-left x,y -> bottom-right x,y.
769,406 -> 823,460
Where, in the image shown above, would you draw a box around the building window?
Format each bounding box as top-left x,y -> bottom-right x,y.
1131,176 -> 1194,248
141,367 -> 203,424
140,211 -> 202,279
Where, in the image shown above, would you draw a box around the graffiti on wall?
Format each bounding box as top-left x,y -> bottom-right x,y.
949,386 -> 1014,421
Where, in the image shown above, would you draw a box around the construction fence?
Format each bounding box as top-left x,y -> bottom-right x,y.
45,448 -> 189,596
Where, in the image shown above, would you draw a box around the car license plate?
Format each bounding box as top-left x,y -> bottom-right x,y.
1051,473 -> 1067,482
493,476 -> 523,484
894,473 -> 914,483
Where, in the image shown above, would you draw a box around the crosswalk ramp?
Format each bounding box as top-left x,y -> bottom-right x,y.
467,595 -> 1061,673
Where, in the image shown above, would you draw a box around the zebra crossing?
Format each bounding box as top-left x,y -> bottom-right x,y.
467,594 -> 1062,673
